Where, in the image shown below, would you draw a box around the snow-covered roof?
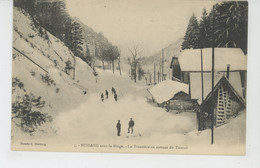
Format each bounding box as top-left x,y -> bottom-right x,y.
178,48 -> 247,71
201,76 -> 246,108
148,80 -> 189,104
190,71 -> 244,104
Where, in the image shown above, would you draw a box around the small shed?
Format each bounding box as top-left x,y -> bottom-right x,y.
147,80 -> 198,112
198,77 -> 246,130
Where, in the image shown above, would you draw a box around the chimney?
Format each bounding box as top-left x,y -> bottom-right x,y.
226,64 -> 230,80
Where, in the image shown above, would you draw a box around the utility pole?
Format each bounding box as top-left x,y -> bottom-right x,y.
73,54 -> 76,80
159,64 -> 161,83
201,48 -> 204,102
154,63 -> 156,85
211,5 -> 215,145
162,48 -> 164,81
93,44 -> 96,71
118,51 -> 122,75
158,71 -> 160,84
148,70 -> 151,84
199,48 -> 204,131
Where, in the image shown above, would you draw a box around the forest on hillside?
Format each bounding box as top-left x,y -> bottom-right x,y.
182,1 -> 248,54
14,0 -> 120,71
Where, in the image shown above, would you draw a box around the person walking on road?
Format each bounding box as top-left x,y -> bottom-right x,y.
116,120 -> 121,136
114,93 -> 118,101
128,118 -> 134,134
111,87 -> 115,95
101,93 -> 104,102
105,90 -> 109,99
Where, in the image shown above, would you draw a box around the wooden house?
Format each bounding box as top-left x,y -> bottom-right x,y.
197,77 -> 246,130
170,48 -> 247,104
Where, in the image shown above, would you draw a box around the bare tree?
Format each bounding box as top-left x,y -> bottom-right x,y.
111,46 -> 120,74
128,44 -> 142,83
118,48 -> 122,76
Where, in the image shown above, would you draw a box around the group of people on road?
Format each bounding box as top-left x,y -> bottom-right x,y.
116,118 -> 135,136
100,87 -> 133,137
101,87 -> 118,102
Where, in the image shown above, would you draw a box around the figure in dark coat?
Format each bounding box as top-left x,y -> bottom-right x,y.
105,90 -> 109,99
116,120 -> 121,136
111,87 -> 115,95
128,118 -> 134,134
114,93 -> 118,101
101,93 -> 104,102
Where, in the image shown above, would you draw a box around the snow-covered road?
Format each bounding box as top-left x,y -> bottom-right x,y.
54,69 -> 197,143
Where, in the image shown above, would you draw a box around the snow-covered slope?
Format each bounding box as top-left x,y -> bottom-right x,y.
12,8 -> 96,137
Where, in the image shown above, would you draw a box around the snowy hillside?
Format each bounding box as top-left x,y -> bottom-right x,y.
139,38 -> 183,76
12,8 -> 96,137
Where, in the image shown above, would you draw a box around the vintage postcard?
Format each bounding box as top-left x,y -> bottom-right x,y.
11,0 -> 247,155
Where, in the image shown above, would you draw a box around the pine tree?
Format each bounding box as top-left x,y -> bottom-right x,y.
33,1 -> 71,45
198,8 -> 211,48
209,2 -> 248,54
14,0 -> 36,15
71,20 -> 84,57
182,13 -> 200,50
12,92 -> 52,133
65,60 -> 73,75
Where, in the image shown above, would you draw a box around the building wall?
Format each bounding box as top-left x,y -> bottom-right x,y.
188,71 -> 245,104
165,99 -> 199,113
181,72 -> 189,83
156,92 -> 198,113
198,96 -> 245,131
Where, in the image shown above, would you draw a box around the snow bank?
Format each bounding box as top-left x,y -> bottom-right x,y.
187,111 -> 246,147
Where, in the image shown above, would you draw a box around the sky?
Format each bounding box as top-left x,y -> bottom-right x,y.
66,0 -> 217,57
